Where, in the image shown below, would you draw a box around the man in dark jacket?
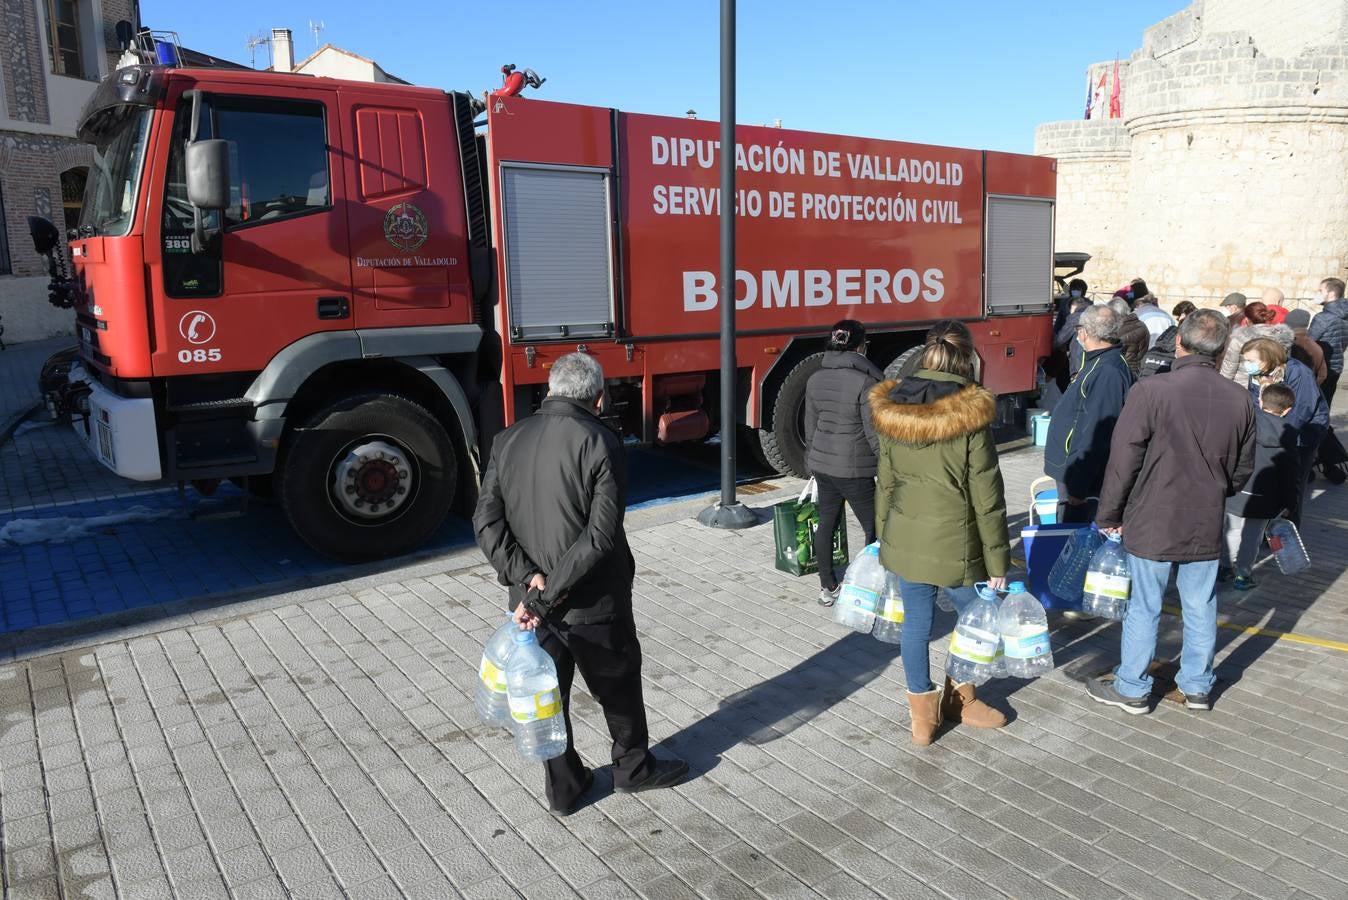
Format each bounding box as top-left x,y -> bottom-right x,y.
1086,310 -> 1256,714
1044,305 -> 1132,522
1310,277 -> 1347,405
473,353 -> 687,814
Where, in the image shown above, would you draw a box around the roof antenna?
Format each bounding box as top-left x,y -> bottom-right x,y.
245,31 -> 270,69
309,19 -> 326,50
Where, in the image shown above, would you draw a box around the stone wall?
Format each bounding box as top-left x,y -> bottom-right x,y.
1203,0 -> 1348,58
0,133 -> 92,278
1036,0 -> 1348,309
0,276 -> 75,343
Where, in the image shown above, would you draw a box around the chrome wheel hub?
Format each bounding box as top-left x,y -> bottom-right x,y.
333,439 -> 413,520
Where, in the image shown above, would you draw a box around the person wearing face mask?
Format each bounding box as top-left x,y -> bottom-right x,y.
1240,337 -> 1329,526
1219,302 -> 1293,383
1054,279 -> 1091,384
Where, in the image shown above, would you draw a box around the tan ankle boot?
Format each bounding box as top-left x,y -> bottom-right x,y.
941,677 -> 1007,729
907,687 -> 944,746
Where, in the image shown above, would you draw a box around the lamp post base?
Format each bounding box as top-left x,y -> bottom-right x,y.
696,501 -> 757,530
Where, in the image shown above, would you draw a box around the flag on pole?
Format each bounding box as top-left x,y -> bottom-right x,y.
1084,74 -> 1093,119
1109,58 -> 1122,118
1091,70 -> 1107,120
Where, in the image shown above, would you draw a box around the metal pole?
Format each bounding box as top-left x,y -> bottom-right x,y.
718,0 -> 736,509
698,0 -> 755,529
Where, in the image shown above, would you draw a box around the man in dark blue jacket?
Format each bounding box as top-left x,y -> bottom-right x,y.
1044,305 -> 1134,522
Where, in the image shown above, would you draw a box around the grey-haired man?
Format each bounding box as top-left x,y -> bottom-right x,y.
473,353 -> 688,815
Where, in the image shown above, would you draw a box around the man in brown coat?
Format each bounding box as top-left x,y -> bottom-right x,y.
1109,296 -> 1150,376
1086,310 -> 1256,714
1284,309 -> 1327,386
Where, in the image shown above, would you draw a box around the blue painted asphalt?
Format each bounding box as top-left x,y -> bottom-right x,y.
0,446 -> 768,635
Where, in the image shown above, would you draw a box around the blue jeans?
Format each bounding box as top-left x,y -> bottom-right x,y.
1114,554 -> 1218,698
894,576 -> 981,693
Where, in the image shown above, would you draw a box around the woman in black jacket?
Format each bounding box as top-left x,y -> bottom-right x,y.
804,320 -> 883,605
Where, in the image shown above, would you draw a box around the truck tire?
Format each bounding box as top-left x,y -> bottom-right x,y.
278,393 -> 456,562
883,346 -> 922,382
757,353 -> 823,478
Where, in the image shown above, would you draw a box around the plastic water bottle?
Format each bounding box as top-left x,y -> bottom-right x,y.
834,543 -> 885,632
1267,518 -> 1310,575
946,584 -> 1001,686
999,581 -> 1054,678
1048,525 -> 1105,604
474,614 -> 519,728
872,574 -> 904,644
505,631 -> 568,761
1082,532 -> 1130,620
935,591 -> 955,613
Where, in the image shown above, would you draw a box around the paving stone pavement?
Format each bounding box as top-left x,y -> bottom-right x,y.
0,338 -> 71,425
3,407 -> 1348,900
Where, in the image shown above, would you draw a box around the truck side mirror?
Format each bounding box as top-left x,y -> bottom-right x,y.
28,216 -> 61,255
186,139 -> 230,210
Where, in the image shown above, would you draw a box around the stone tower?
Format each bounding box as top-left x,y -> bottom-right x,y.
1036,0 -> 1348,308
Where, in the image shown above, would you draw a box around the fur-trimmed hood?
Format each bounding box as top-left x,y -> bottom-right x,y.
869,373 -> 996,445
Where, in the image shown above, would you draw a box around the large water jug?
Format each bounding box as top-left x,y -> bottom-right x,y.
999,581 -> 1054,677
946,584 -> 1001,685
872,574 -> 904,644
474,614 -> 519,728
505,631 -> 568,761
834,543 -> 885,632
1267,518 -> 1310,575
1082,532 -> 1130,620
1048,525 -> 1105,604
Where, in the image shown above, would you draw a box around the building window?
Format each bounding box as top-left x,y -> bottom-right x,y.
0,184 -> 11,275
46,0 -> 85,79
60,167 -> 88,233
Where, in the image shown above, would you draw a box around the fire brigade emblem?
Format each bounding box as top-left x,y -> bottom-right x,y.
383,202 -> 429,252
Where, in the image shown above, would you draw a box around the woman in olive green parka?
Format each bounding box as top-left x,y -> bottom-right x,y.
870,323 -> 1012,746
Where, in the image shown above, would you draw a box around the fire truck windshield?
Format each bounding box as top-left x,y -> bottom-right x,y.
79,108 -> 152,237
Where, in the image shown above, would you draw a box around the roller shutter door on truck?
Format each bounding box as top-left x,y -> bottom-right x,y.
985,195 -> 1054,315
501,165 -> 615,340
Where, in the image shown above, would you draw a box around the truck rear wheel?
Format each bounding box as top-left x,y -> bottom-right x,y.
278,393 -> 456,562
756,353 -> 823,478
883,346 -> 922,382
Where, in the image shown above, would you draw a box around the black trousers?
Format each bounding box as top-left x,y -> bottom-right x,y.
814,473 -> 877,589
535,611 -> 653,809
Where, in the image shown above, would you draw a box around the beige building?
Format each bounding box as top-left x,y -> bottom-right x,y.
269,28 -> 408,85
1036,0 -> 1348,310
1,0 -> 141,343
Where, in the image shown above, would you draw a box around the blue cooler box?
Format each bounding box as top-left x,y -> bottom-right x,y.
1020,524 -> 1089,610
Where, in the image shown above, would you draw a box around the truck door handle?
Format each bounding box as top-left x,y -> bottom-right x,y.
317,296 -> 349,320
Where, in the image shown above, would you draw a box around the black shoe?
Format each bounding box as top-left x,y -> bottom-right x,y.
548,769 -> 594,817
1086,677 -> 1150,715
615,757 -> 690,794
1183,693 -> 1212,711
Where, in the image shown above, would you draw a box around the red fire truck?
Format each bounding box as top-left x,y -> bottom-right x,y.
30,61 -> 1056,561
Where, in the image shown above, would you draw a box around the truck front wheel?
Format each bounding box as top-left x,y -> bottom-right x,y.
278,393 -> 457,562
756,353 -> 823,478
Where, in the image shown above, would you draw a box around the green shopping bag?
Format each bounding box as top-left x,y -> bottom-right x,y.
773,479 -> 850,576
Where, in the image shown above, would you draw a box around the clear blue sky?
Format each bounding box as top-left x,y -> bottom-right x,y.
141,0 -> 1184,154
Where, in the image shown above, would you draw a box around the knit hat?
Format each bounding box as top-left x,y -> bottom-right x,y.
1222,292 -> 1247,308
1284,309 -> 1311,329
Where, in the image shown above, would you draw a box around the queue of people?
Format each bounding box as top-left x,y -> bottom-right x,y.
470,276 -> 1346,809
